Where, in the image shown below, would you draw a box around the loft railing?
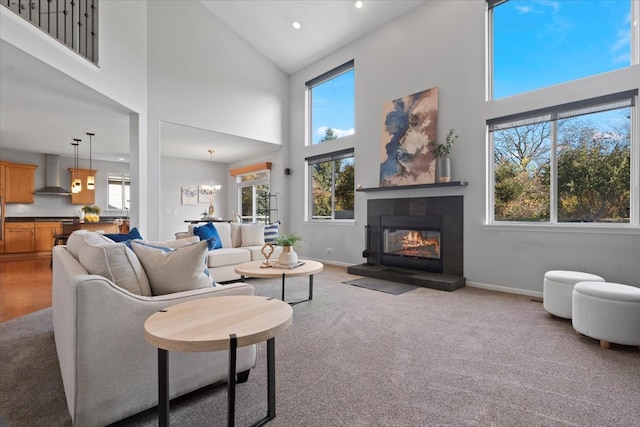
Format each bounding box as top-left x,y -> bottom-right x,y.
3,0 -> 98,64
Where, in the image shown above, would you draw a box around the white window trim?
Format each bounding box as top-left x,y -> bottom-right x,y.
235,170 -> 270,223
485,0 -> 640,231
305,149 -> 355,222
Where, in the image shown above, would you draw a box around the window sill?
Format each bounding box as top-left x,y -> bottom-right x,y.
483,222 -> 640,235
304,220 -> 357,226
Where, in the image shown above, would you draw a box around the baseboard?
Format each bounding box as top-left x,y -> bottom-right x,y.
466,281 -> 543,298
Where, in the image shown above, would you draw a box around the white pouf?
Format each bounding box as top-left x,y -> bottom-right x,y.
543,270 -> 605,319
572,281 -> 640,348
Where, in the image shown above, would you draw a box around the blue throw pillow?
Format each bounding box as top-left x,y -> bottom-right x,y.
193,222 -> 222,250
104,227 -> 143,242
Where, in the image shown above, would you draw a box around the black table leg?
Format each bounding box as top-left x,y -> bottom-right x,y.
266,337 -> 276,419
228,334 -> 237,427
159,349 -> 169,427
309,274 -> 314,301
281,273 -> 286,301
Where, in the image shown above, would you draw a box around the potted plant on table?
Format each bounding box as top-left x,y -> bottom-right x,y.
430,128 -> 458,183
271,233 -> 303,266
82,204 -> 102,223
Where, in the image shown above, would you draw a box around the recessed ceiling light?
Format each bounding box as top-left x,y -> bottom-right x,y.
355,1 -> 364,8
292,21 -> 301,30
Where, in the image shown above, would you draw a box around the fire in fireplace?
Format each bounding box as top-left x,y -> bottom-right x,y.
383,228 -> 440,259
380,216 -> 443,273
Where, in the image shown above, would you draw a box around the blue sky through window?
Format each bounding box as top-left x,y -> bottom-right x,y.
311,69 -> 355,144
493,0 -> 631,99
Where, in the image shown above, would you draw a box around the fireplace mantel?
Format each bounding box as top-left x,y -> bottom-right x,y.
356,181 -> 468,192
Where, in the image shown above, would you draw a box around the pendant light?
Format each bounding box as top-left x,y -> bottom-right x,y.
71,139 -> 82,193
86,132 -> 95,190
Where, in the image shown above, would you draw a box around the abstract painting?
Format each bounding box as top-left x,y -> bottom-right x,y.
379,87 -> 438,187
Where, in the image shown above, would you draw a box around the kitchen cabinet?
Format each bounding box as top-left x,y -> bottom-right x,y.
35,222 -> 62,252
68,168 -> 97,205
5,222 -> 35,253
5,163 -> 37,203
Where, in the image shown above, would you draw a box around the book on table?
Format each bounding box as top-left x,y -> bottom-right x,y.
272,261 -> 305,269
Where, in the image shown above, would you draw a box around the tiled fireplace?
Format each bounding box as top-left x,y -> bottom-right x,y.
348,195 -> 465,291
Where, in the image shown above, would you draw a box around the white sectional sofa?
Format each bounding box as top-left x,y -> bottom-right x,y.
177,222 -> 282,283
52,231 -> 257,426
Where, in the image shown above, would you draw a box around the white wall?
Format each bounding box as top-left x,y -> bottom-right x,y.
146,1 -> 289,240
288,1 -> 640,294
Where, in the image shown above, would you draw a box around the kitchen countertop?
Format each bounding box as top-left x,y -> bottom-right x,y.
5,216 -> 129,223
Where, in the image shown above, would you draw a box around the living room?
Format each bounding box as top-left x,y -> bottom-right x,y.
1,0 -> 639,425
2,0 -> 638,296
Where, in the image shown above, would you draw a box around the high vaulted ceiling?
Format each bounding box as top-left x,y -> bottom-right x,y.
0,1 -> 427,164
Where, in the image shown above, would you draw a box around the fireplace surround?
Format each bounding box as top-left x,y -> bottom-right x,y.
348,195 -> 465,291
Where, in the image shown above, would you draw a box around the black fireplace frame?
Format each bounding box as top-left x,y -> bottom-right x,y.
364,196 -> 463,277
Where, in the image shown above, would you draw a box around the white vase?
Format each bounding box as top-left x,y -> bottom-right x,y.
278,246 -> 298,266
78,209 -> 85,221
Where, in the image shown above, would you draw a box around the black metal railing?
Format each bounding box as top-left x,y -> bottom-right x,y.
3,0 -> 98,64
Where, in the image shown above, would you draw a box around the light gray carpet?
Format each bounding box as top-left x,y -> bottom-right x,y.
2,265 -> 639,426
344,277 -> 418,295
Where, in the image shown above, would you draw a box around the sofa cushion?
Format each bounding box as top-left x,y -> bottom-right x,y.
69,231 -> 152,296
230,223 -> 242,248
241,224 -> 265,247
141,236 -> 200,248
206,247 -> 251,268
67,230 -> 113,259
213,222 -> 233,248
264,223 -> 279,243
131,240 -> 213,296
102,227 -> 143,242
193,222 -> 223,250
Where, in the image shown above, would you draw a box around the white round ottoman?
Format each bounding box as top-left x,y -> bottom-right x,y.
543,270 -> 605,319
572,281 -> 640,349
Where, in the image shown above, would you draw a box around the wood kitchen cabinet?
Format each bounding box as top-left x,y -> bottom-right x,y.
35,222 -> 62,252
68,168 -> 97,205
5,222 -> 35,253
5,163 -> 37,203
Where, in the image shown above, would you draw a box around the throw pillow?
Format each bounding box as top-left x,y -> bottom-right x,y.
73,232 -> 152,296
264,223 -> 279,243
193,222 -> 223,250
131,240 -> 213,296
103,227 -> 143,242
241,223 -> 265,247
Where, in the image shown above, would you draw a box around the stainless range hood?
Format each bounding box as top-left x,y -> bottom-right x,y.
35,154 -> 71,196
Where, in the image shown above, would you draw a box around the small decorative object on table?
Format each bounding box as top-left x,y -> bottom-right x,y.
260,243 -> 275,268
82,204 -> 101,222
430,128 -> 458,183
272,233 -> 303,267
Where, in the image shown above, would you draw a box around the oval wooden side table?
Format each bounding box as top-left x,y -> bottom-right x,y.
144,295 -> 293,427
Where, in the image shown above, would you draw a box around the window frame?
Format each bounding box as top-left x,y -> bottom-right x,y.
306,149 -> 355,222
235,169 -> 271,224
107,173 -> 130,212
306,59 -> 355,146
486,90 -> 638,230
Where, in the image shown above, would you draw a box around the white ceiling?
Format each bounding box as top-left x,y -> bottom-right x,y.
0,0 -> 427,164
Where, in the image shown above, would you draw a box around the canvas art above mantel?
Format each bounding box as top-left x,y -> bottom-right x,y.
379,87 -> 439,187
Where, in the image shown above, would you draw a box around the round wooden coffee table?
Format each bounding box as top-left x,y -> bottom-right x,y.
234,260 -> 324,305
144,295 -> 293,427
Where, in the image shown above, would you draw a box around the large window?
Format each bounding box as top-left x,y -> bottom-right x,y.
307,60 -> 355,144
489,91 -> 636,225
307,150 -> 355,221
489,0 -> 632,99
108,174 -> 130,211
237,170 -> 270,223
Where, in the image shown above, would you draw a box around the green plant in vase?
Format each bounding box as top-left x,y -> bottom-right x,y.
430,128 -> 458,183
272,233 -> 303,266
82,204 -> 102,222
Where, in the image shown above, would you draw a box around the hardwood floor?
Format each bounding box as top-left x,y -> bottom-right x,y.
0,253 -> 52,322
